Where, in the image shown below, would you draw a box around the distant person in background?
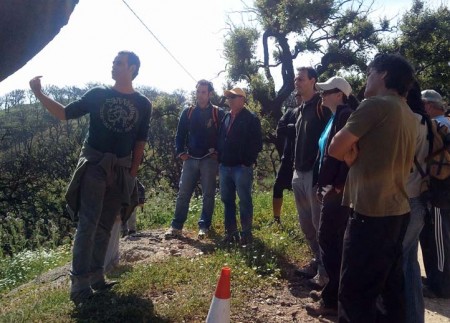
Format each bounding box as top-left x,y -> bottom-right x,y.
420,89 -> 450,299
122,179 -> 145,237
305,76 -> 358,317
272,93 -> 301,224
218,87 -> 262,245
165,80 -> 224,240
29,50 -> 152,306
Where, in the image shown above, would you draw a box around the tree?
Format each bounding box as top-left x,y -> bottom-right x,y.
379,0 -> 450,99
223,0 -> 392,123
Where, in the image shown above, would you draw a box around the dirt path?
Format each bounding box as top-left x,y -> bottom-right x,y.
28,229 -> 450,322
418,246 -> 450,322
117,229 -> 450,322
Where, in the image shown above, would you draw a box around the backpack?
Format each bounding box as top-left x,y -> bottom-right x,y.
187,105 -> 220,129
416,117 -> 450,209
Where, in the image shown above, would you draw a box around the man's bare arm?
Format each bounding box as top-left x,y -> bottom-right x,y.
29,76 -> 66,121
328,128 -> 359,165
130,141 -> 146,177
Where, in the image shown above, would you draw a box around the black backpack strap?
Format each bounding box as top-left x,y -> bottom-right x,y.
414,156 -> 427,178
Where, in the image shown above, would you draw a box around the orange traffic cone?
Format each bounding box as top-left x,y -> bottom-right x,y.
206,267 -> 231,323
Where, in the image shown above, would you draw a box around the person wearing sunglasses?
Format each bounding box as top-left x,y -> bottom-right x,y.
305,76 -> 359,317
217,87 -> 262,245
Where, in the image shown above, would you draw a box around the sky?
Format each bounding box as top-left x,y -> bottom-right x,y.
0,0 -> 443,97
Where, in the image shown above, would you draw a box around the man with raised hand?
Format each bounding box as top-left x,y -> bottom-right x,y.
30,50 -> 152,306
329,53 -> 417,322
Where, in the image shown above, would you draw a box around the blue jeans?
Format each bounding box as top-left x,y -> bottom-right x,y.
71,164 -> 132,293
219,165 -> 254,237
402,198 -> 425,323
171,157 -> 218,230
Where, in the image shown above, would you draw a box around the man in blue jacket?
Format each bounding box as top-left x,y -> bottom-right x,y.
165,80 -> 224,240
218,87 -> 262,245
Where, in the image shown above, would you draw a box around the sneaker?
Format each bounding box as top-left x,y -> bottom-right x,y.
309,289 -> 322,302
305,300 -> 337,317
198,228 -> 209,240
294,260 -> 318,279
308,273 -> 329,290
91,279 -> 119,291
164,227 -> 182,239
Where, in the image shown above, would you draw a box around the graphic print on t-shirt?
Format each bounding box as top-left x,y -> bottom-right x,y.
100,97 -> 139,133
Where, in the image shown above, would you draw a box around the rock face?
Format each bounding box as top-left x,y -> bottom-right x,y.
0,0 -> 79,82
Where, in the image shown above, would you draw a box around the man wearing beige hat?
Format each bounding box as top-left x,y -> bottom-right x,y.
422,89 -> 449,128
218,87 -> 262,245
420,88 -> 450,299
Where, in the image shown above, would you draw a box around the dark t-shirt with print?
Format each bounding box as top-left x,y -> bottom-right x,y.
65,86 -> 152,157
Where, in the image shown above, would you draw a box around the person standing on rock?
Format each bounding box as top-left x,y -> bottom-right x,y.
29,50 -> 152,306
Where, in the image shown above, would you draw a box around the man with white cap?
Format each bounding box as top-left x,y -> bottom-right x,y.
422,89 -> 449,128
218,87 -> 262,245
420,88 -> 450,299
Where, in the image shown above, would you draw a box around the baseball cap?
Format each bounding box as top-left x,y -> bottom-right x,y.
421,89 -> 444,108
224,87 -> 246,98
315,76 -> 352,97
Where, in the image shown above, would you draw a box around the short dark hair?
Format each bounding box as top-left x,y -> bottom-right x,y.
296,67 -> 318,82
118,50 -> 140,80
196,79 -> 214,93
368,53 -> 415,97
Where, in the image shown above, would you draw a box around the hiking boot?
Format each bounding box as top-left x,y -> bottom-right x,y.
294,260 -> 318,279
128,230 -> 136,236
308,273 -> 329,290
240,234 -> 254,246
305,300 -> 337,317
198,228 -> 209,240
70,288 -> 94,306
164,227 -> 182,239
222,233 -> 240,245
91,279 -> 119,291
309,289 -> 322,302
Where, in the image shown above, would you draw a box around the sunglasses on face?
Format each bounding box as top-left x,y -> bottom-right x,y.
226,95 -> 243,99
320,88 -> 342,96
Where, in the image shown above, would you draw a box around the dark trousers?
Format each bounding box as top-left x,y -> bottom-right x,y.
420,207 -> 450,298
318,189 -> 349,308
338,212 -> 410,323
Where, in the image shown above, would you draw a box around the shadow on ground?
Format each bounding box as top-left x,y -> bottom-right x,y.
72,290 -> 170,323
